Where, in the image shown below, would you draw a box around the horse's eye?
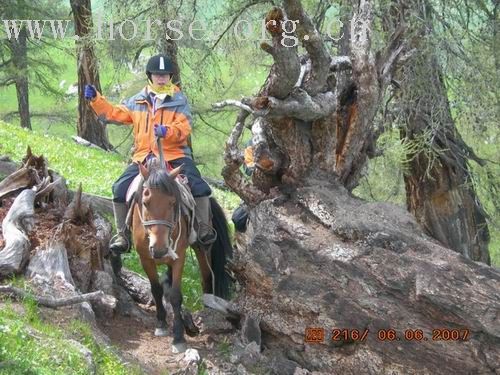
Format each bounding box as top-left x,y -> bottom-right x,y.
143,188 -> 151,203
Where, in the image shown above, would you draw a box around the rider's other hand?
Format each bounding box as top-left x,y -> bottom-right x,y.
154,124 -> 168,138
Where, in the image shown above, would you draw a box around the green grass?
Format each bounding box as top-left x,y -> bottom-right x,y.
0,294 -> 139,374
0,121 -> 126,197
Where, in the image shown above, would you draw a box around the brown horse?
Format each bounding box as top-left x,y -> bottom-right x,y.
132,161 -> 232,353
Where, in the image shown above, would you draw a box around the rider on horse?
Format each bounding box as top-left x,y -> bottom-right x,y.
84,54 -> 216,253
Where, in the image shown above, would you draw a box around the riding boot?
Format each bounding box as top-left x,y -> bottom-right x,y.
109,201 -> 131,254
194,196 -> 216,246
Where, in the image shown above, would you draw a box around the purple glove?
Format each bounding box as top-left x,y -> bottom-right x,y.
154,124 -> 168,138
84,84 -> 97,100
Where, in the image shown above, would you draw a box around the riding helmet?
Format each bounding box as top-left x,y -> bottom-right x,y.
146,54 -> 174,78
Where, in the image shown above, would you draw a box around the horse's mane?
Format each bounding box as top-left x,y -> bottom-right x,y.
144,164 -> 182,220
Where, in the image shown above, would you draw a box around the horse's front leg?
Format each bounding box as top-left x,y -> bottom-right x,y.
139,257 -> 168,337
170,258 -> 187,353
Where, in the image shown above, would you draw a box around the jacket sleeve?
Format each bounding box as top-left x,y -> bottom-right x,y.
165,99 -> 192,143
89,93 -> 134,125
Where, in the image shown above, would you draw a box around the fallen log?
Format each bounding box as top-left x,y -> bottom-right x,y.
116,268 -> 152,305
0,167 -> 37,201
71,136 -> 102,150
0,156 -> 18,177
26,241 -> 116,316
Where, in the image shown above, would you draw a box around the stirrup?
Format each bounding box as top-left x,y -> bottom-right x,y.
197,225 -> 217,248
109,233 -> 131,254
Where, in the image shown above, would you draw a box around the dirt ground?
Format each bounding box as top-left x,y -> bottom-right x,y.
97,307 -> 234,374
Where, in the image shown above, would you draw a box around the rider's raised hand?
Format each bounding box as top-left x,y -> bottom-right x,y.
84,84 -> 97,100
154,124 -> 168,138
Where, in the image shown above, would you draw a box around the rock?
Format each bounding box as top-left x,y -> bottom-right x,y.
79,301 -> 96,323
269,354 -> 301,375
293,368 -> 311,375
183,348 -> 201,364
92,270 -> 114,296
241,315 -> 261,346
236,341 -> 262,368
196,308 -> 235,334
68,339 -> 96,374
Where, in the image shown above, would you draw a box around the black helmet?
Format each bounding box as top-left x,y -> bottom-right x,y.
146,54 -> 174,76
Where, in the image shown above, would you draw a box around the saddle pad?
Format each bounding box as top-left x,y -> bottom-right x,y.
126,174 -> 143,206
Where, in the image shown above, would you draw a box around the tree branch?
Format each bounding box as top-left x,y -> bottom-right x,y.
283,0 -> 331,95
0,285 -> 107,308
259,7 -> 300,99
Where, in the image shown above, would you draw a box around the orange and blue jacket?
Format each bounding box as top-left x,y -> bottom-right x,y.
90,85 -> 192,163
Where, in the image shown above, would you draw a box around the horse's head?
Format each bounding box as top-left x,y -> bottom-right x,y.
138,161 -> 182,259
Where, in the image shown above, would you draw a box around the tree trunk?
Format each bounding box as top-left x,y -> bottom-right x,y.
157,0 -> 182,88
398,1 -> 490,264
229,178 -> 500,374
71,0 -> 112,151
10,26 -> 31,130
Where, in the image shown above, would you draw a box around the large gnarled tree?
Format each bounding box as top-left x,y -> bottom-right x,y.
212,1 -> 498,373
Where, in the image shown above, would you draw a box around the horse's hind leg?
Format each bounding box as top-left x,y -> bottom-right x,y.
170,260 -> 187,353
194,245 -> 212,294
140,258 -> 168,336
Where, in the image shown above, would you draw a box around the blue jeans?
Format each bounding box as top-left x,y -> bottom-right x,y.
112,157 -> 211,203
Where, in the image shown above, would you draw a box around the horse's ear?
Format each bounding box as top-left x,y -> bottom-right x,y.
138,162 -> 149,179
169,164 -> 183,178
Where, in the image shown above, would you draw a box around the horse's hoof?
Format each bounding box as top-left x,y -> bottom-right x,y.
154,328 -> 168,337
171,342 -> 187,353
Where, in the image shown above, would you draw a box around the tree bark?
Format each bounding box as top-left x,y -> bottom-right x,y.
220,0 -> 404,205
229,177 -> 499,374
71,0 -> 112,151
398,1 -> 490,264
9,26 -> 31,130
0,188 -> 35,278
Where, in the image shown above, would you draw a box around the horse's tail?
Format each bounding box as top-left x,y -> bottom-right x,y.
210,197 -> 233,299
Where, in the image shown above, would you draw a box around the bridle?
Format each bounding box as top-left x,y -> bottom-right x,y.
137,136 -> 182,259
138,181 -> 176,230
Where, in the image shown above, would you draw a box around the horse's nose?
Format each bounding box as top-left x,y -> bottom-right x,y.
150,245 -> 168,259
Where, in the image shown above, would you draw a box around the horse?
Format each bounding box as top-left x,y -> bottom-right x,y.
131,161 -> 232,353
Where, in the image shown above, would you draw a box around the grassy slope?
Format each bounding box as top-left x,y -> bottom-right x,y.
0,283 -> 140,374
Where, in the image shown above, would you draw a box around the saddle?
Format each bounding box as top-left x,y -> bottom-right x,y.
125,173 -> 198,245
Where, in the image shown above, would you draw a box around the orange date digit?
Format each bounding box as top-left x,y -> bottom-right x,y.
305,327 -> 325,343
432,328 -> 470,341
